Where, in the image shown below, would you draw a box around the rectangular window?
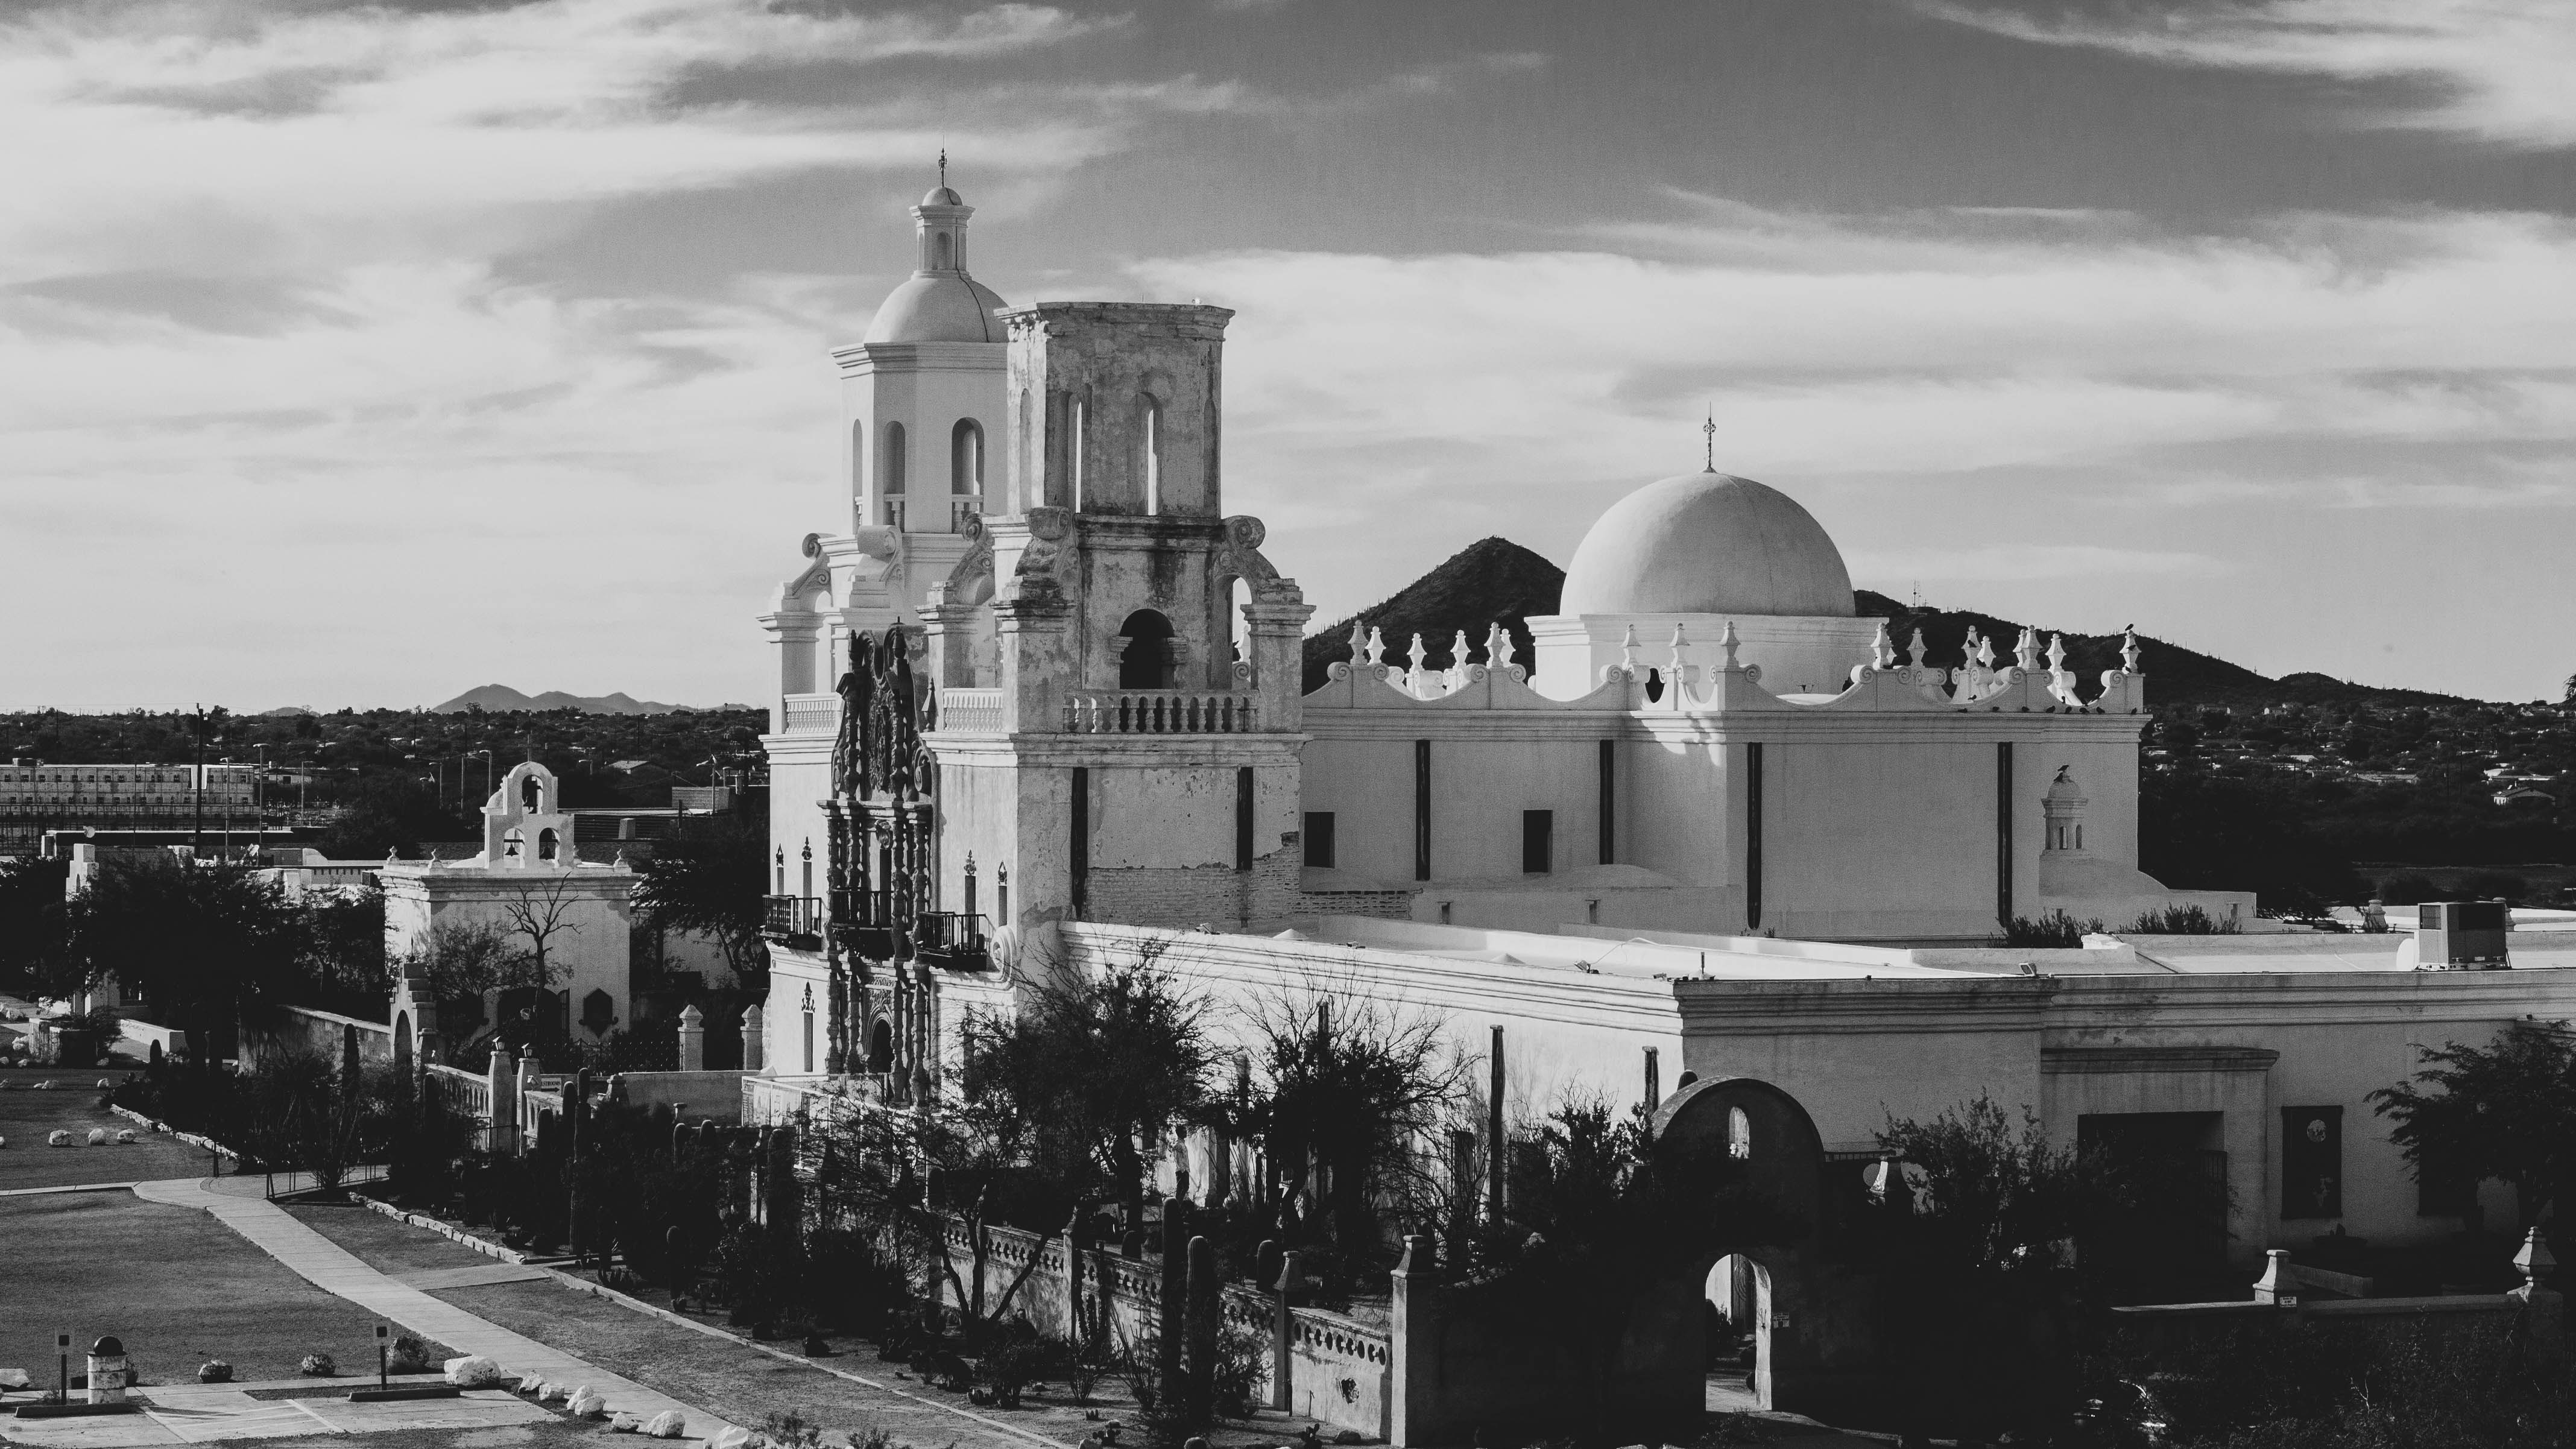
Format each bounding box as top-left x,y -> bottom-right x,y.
1303,812 -> 1336,868
1522,810 -> 1553,874
2281,1105 -> 2344,1220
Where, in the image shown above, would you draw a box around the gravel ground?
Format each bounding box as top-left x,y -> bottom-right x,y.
0,1072 -> 218,1190
0,1191 -> 454,1388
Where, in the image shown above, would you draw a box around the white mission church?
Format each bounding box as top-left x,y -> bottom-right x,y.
749,171 -> 2576,1317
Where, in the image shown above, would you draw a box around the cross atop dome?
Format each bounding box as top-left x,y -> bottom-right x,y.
1702,408 -> 1717,473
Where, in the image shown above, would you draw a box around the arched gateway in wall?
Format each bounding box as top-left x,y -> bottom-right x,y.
1630,1076 -> 1883,1421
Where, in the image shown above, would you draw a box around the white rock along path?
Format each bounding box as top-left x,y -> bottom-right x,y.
130,1177 -> 732,1443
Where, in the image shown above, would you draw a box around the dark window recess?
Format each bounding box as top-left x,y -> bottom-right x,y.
1235,766 -> 1254,871
1523,810 -> 1554,874
1413,740 -> 1432,882
1304,812 -> 1336,868
1597,739 -> 1614,865
1070,766 -> 1090,921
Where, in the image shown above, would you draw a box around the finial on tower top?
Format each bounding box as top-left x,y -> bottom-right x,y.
1702,408 -> 1717,473
938,148 -> 948,187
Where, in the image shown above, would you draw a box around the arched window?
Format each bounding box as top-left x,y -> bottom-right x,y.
521,774 -> 541,814
935,232 -> 953,269
951,418 -> 983,532
882,421 -> 908,529
1139,396 -> 1163,514
870,1018 -> 895,1074
537,828 -> 559,862
1728,1105 -> 1754,1160
848,418 -> 864,496
1117,609 -> 1175,690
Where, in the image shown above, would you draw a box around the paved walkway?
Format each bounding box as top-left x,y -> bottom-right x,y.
1,1380 -> 554,1449
129,1178 -> 733,1444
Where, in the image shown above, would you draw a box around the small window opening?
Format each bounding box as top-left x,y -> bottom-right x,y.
1304,812 -> 1336,868
537,827 -> 559,862
1141,397 -> 1163,514
1729,1105 -> 1754,1160
883,421 -> 908,529
1522,809 -> 1554,874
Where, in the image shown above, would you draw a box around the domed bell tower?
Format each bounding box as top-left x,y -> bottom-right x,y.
922,301 -> 1315,935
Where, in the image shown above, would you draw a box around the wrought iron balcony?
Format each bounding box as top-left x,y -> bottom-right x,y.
913,912 -> 991,972
761,895 -> 821,944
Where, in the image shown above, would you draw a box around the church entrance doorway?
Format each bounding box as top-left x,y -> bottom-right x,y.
1705,1252 -> 1773,1412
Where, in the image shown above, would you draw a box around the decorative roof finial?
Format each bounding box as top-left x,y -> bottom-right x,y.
938,148 -> 948,188
1907,627 -> 1928,669
1870,619 -> 1896,671
1719,620 -> 1741,670
1702,407 -> 1717,474
2120,625 -> 2141,675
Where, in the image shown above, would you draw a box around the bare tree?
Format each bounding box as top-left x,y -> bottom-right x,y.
497,874 -> 586,991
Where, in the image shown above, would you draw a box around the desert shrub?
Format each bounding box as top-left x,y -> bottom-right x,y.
1210,1318 -> 1269,1417
974,1319 -> 1054,1409
2003,911 -> 2103,948
756,1412 -> 826,1449
2455,870 -> 2529,903
1062,1295 -> 1120,1404
2123,904 -> 2240,935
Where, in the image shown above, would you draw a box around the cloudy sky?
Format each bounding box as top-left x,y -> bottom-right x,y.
5,0 -> 2572,710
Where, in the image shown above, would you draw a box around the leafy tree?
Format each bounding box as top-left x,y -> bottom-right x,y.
1466,1093 -> 1789,1440
1873,1096 -> 2121,1442
2370,1020 -> 2576,1232
63,859 -> 308,1061
631,813 -> 769,992
391,917 -> 548,1002
300,882 -> 388,1014
1240,987 -> 1473,1281
0,856 -> 70,994
317,774 -> 467,859
959,954 -> 1213,1219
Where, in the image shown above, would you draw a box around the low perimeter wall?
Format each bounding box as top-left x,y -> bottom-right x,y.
608,1070 -> 748,1123
2110,1284 -> 2565,1361
939,1216 -> 1390,1441
241,1006 -> 395,1065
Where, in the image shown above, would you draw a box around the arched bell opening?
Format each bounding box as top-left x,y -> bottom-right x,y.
1117,609 -> 1176,689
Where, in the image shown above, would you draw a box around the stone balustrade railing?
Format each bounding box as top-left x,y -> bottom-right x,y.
781,693 -> 838,735
934,689 -> 1007,733
1063,690 -> 1258,734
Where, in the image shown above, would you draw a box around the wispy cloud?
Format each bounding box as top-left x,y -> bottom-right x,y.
1913,1 -> 2576,148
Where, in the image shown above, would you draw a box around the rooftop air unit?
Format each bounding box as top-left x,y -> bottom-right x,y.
2417,900 -> 2510,970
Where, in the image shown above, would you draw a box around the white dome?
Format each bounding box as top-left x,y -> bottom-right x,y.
1559,472 -> 1854,618
864,273 -> 1009,344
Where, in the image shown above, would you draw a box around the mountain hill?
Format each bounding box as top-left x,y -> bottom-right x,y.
1299,538 -> 2464,710
429,684 -> 689,715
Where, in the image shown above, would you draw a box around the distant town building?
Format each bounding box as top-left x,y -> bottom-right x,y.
1,760 -> 260,847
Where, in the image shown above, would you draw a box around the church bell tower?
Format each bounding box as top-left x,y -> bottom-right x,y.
920,301 -> 1314,935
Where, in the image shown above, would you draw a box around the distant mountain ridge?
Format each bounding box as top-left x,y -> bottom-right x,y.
1301,537 -> 2467,710
430,684 -> 691,715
